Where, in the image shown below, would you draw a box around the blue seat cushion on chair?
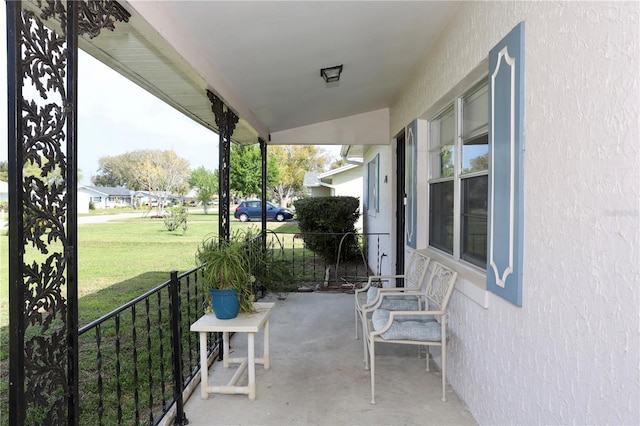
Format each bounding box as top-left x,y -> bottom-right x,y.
379,297 -> 419,311
372,309 -> 439,341
367,287 -> 420,310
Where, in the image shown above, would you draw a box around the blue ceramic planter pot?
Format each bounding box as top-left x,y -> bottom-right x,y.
210,288 -> 240,319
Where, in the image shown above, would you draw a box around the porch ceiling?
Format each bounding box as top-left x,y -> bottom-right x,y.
79,1 -> 459,145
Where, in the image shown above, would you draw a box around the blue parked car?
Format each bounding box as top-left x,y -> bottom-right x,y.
233,200 -> 294,222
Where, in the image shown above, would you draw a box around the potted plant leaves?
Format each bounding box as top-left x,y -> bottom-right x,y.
260,256 -> 296,300
196,230 -> 257,319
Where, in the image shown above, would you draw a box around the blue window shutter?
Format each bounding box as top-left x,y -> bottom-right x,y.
406,120 -> 418,248
375,153 -> 380,212
364,163 -> 369,210
487,22 -> 525,306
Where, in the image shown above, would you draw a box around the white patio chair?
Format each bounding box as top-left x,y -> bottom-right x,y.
366,261 -> 457,404
354,250 -> 431,340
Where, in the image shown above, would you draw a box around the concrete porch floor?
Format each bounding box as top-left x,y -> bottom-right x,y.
183,292 -> 476,425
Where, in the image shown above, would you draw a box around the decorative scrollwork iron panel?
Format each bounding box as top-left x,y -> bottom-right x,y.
7,1 -> 131,424
19,8 -> 70,424
207,91 -> 238,241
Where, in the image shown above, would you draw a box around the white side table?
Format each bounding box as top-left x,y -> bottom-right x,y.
190,302 -> 274,400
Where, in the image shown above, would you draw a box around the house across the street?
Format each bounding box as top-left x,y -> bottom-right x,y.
78,186 -> 134,212
0,180 -> 7,204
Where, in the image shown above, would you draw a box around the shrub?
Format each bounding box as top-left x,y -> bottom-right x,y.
293,196 -> 360,262
164,206 -> 189,234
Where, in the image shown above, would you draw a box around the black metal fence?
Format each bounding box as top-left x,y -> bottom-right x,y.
76,231 -> 389,425
77,267 -> 206,426
259,231 -> 389,289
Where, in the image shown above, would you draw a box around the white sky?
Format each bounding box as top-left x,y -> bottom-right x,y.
0,7 -> 341,186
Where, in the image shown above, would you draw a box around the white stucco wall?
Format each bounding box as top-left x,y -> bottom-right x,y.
309,186 -> 331,197
362,145 -> 396,276
329,166 -> 363,199
387,1 -> 639,424
77,191 -> 91,214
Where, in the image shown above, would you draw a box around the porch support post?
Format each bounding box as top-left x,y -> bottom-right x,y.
169,271 -> 188,425
207,91 -> 239,241
260,138 -> 267,248
66,2 -> 80,423
6,1 -> 129,423
6,2 -> 26,423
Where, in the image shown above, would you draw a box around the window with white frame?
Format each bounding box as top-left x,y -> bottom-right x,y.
428,81 -> 488,268
366,154 -> 379,213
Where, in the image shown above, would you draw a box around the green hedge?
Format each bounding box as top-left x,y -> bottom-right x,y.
293,196 -> 360,262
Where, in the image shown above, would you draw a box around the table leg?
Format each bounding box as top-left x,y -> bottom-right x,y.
264,320 -> 271,370
199,332 -> 209,399
248,332 -> 255,400
223,331 -> 230,368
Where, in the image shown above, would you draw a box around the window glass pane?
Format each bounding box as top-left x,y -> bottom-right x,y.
429,181 -> 454,254
367,156 -> 378,212
461,175 -> 488,267
429,108 -> 454,179
462,84 -> 488,137
462,134 -> 489,174
439,109 -> 455,145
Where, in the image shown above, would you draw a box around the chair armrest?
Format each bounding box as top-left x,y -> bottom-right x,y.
376,287 -> 420,294
354,274 -> 405,295
362,291 -> 415,312
362,287 -> 422,309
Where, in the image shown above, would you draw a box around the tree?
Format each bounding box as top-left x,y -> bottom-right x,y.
0,161 -> 7,182
12,160 -> 82,185
229,144 -> 279,198
329,158 -> 346,170
138,150 -> 190,214
93,149 -> 190,214
189,166 -> 218,214
93,151 -> 147,189
441,146 -> 454,177
269,145 -> 328,206
467,152 -> 489,173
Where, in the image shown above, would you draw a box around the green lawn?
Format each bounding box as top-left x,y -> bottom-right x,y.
0,211 -> 297,327
0,211 -> 300,424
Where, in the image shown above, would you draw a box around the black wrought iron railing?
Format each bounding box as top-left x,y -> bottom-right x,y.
76,231 -> 389,425
258,231 -> 389,289
77,267 -> 207,426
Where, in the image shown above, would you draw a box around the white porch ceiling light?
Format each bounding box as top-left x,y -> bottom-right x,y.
320,65 -> 343,83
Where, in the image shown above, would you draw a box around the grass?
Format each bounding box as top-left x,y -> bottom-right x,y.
1,210 -> 296,326
0,211 -> 299,424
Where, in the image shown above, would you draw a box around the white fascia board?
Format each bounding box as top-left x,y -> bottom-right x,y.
318,182 -> 337,189
317,163 -> 359,179
270,108 -> 390,146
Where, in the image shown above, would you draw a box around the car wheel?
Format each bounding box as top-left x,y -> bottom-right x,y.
275,213 -> 285,222
239,213 -> 249,222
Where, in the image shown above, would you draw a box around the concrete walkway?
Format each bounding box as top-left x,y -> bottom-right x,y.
183,292 -> 476,426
